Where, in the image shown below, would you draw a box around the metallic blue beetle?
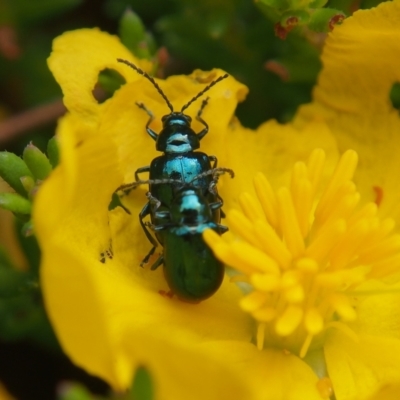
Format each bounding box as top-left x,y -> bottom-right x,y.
117,59 -> 230,267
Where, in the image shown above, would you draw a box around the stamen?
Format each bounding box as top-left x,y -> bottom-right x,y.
227,210 -> 260,248
278,188 -> 305,257
304,308 -> 323,334
253,220 -> 292,269
204,149 -> 399,358
306,148 -> 325,192
253,173 -> 278,229
275,305 -> 303,336
316,150 -> 358,218
238,192 -> 265,222
300,334 -> 314,359
257,323 -> 266,350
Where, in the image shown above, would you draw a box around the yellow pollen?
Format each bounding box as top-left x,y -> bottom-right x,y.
316,377 -> 334,400
204,149 -> 399,357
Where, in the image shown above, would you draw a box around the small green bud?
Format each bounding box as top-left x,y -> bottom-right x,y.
47,136 -> 59,168
0,192 -> 32,214
119,8 -> 153,59
280,10 -> 309,28
57,383 -> 93,400
20,176 -> 35,196
23,143 -> 53,181
309,0 -> 328,7
0,152 -> 33,196
21,220 -> 34,237
309,8 -> 346,32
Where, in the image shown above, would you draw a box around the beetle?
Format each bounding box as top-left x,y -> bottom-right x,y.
127,168 -> 233,302
116,59 -> 230,264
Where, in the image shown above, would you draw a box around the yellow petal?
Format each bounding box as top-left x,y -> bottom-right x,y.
203,341 -> 322,400
223,119 -> 339,211
48,28 -> 150,122
348,279 -> 400,339
295,1 -> 400,223
325,331 -> 400,400
0,382 -> 14,400
364,382 -> 400,400
34,107 -> 251,390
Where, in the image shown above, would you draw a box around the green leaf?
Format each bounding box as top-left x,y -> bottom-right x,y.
57,382 -> 93,400
119,8 -> 155,59
0,152 -> 33,196
0,193 -> 32,214
20,176 -> 35,196
47,136 -> 60,168
23,143 -> 53,180
130,367 -> 154,400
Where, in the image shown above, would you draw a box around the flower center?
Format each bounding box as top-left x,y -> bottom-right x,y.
204,149 -> 400,357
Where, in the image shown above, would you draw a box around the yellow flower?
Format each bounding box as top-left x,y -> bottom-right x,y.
33,2 -> 400,400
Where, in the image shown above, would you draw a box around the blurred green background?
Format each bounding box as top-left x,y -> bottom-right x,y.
0,0 -> 387,399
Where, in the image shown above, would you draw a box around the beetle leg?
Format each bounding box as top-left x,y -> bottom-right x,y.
114,166 -> 150,194
209,197 -> 224,211
139,202 -> 160,267
215,223 -> 228,234
141,245 -> 157,267
136,102 -> 158,141
146,191 -> 162,216
135,165 -> 150,182
150,254 -> 164,271
196,97 -> 209,140
208,155 -> 218,168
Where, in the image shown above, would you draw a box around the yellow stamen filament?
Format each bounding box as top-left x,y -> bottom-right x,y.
227,209 -> 260,248
307,148 -> 325,192
204,149 -> 398,358
304,308 -> 323,334
278,188 -> 305,257
254,220 -> 292,268
239,192 -> 265,222
275,305 -> 303,336
250,273 -> 280,291
240,291 -> 269,312
253,172 -> 279,229
306,219 -> 346,263
316,150 -> 358,218
257,323 -> 266,350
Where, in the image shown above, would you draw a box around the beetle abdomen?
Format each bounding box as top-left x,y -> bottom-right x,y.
162,229 -> 224,302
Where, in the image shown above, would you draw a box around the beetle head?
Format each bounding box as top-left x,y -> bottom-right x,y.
156,113 -> 201,153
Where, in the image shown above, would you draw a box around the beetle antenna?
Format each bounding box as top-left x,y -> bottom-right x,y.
181,73 -> 229,113
117,58 -> 174,113
190,168 -> 234,184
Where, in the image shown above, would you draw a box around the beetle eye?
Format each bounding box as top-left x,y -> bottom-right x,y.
161,115 -> 168,122
185,115 -> 192,123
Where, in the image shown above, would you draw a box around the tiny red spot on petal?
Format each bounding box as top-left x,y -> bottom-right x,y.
159,289 -> 174,299
373,186 -> 384,207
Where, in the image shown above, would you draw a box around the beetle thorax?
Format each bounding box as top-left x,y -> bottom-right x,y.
156,113 -> 201,153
